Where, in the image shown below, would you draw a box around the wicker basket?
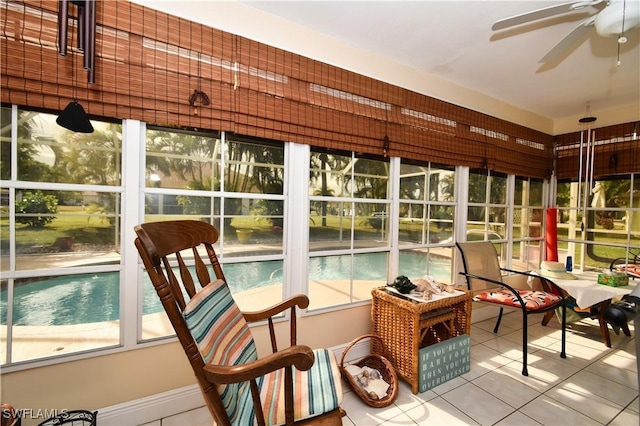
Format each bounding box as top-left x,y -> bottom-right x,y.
370,287 -> 472,393
339,334 -> 398,408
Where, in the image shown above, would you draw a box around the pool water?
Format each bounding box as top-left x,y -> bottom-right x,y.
3,252 -> 450,326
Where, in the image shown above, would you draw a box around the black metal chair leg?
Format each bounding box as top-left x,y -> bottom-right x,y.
493,308 -> 504,333
560,302 -> 567,359
522,311 -> 528,376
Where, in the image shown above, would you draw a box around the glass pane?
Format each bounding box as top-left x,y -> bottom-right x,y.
140,274 -> 174,341
225,260 -> 285,310
352,252 -> 387,301
399,248 -> 454,284
1,195 -> 8,268
8,273 -> 120,362
308,254 -> 386,309
17,111 -> 122,185
531,208 -> 544,238
489,207 -> 507,238
430,205 -> 454,244
308,255 -> 352,309
224,140 -> 284,194
309,204 -> 353,252
146,129 -> 218,191
13,190 -> 120,271
309,151 -> 351,197
224,198 -> 285,256
145,193 -> 215,218
556,181 -> 573,208
514,177 -> 525,207
489,173 -> 507,204
529,179 -> 543,206
511,240 -> 542,272
0,279 -> 6,364
0,107 -> 12,180
399,202 -> 424,244
468,170 -> 487,203
399,163 -> 427,201
430,166 -> 455,202
350,157 -> 389,199
354,203 -> 389,247
467,206 -> 485,224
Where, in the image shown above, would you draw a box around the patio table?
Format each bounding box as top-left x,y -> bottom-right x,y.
534,271 -> 636,347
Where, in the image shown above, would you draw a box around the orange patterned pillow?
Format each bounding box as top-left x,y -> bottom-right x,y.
475,289 -> 561,310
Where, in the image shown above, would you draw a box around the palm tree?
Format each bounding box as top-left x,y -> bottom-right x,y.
309,152 -> 349,226
1,109 -> 52,182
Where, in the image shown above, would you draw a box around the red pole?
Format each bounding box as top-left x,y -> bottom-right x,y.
545,208 -> 558,261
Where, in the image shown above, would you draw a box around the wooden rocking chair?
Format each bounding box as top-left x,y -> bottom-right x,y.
134,220 -> 344,426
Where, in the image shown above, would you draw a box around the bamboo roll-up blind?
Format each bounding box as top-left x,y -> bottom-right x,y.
3,0 -> 627,181
1,0 -> 237,131
555,122 -> 639,180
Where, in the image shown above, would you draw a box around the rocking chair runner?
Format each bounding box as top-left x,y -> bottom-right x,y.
134,220 -> 343,426
456,241 -> 567,376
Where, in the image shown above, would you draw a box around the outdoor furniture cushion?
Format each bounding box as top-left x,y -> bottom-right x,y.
183,278 -> 342,425
475,289 -> 563,311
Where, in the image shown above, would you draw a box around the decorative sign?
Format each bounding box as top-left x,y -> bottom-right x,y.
419,334 -> 470,392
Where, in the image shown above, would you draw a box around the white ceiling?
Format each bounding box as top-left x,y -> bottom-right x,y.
136,0 -> 640,134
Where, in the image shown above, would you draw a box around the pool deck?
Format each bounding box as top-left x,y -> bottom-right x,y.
1,278 -> 384,364
2,243 -> 464,364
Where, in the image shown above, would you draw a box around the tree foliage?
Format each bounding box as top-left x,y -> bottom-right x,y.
15,190 -> 59,227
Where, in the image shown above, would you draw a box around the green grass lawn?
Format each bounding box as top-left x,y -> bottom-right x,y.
1,207 -> 637,264
1,206 -> 116,251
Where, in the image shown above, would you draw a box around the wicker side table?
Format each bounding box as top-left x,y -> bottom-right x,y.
370,286 -> 472,394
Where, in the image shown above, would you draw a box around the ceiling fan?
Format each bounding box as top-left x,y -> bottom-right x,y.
492,0 -> 640,63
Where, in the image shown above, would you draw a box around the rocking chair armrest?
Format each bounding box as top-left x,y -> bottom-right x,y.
242,294 -> 310,323
202,345 -> 315,384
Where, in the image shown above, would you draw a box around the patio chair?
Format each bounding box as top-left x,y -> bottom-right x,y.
456,241 -> 567,376
610,247 -> 640,279
134,220 -> 343,426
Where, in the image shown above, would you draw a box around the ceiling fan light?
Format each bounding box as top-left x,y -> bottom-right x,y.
618,35 -> 628,43
594,0 -> 640,37
579,116 -> 597,123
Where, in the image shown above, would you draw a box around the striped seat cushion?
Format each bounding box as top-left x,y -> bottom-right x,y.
183,279 -> 342,425
261,348 -> 342,425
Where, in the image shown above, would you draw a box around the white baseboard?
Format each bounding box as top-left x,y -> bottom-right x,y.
96,341 -> 369,426
97,384 -> 205,426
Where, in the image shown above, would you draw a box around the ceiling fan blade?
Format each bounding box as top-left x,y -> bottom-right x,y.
539,15 -> 597,63
492,0 -> 603,31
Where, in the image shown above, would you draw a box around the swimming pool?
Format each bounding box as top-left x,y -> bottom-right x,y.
3,252 -> 451,326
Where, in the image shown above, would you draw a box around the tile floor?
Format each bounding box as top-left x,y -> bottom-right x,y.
142,313 -> 638,425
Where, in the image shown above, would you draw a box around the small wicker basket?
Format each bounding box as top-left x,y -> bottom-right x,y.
339,334 -> 398,408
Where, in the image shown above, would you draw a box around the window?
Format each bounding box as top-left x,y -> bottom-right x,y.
511,176 -> 545,270
1,106 -> 566,367
0,107 -> 122,363
556,174 -> 640,271
398,161 -> 456,283
466,169 -> 508,262
141,130 -> 286,340
307,150 -> 390,309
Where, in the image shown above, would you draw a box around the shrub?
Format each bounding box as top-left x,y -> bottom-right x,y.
15,190 -> 58,227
